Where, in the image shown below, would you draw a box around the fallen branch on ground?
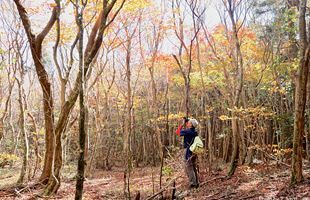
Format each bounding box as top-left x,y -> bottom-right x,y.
145,176 -> 180,200
15,184 -> 32,195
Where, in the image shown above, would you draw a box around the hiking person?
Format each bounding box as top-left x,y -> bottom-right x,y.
176,117 -> 199,189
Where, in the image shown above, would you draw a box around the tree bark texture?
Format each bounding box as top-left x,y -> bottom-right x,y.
291,0 -> 309,184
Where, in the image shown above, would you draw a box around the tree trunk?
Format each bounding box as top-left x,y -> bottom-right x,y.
239,121 -> 246,164
307,109 -> 310,161
43,1 -> 124,195
228,116 -> 239,177
226,0 -> 244,177
306,59 -> 310,161
28,113 -> 41,178
13,0 -> 57,183
124,34 -> 132,199
207,113 -> 213,164
16,79 -> 29,185
291,0 -> 309,184
75,2 -> 86,199
87,109 -> 100,175
0,72 -> 15,143
14,1 -> 124,194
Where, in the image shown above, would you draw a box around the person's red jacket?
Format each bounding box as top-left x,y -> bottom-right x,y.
176,125 -> 182,136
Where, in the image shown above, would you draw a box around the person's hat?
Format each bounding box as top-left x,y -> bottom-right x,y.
189,118 -> 198,128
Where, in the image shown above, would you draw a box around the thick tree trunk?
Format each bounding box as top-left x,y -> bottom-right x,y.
306,53 -> 310,161
291,51 -> 309,183
291,0 -> 309,184
13,0 -> 57,183
307,110 -> 310,161
40,90 -> 55,183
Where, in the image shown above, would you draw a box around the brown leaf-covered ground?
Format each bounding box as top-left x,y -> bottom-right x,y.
188,164 -> 310,200
0,156 -> 309,199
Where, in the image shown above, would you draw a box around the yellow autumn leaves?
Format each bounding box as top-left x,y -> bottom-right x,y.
219,106 -> 275,121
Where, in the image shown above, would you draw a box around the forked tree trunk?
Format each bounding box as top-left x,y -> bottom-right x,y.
13,1 -> 124,194
14,0 -> 125,196
226,2 -> 244,177
13,0 -> 57,183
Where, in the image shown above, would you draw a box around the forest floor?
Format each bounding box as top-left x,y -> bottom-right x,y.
0,154 -> 309,199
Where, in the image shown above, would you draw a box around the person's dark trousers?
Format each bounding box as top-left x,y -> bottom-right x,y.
184,153 -> 199,187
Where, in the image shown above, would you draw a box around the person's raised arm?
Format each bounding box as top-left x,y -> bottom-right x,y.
176,124 -> 182,136
176,117 -> 187,136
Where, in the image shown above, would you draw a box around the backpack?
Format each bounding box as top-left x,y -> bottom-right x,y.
189,136 -> 204,154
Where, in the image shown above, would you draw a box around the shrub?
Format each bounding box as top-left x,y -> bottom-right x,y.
0,153 -> 19,168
